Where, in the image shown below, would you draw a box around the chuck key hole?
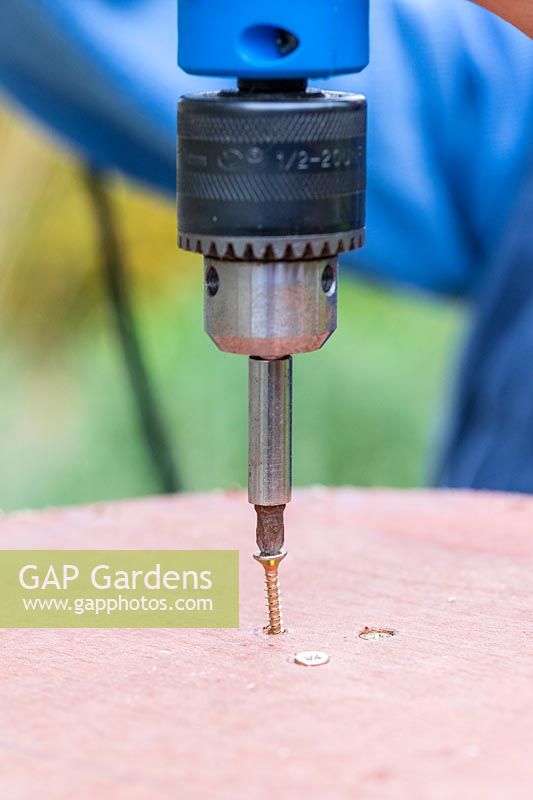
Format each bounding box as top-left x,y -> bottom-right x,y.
321,264 -> 336,296
205,266 -> 220,297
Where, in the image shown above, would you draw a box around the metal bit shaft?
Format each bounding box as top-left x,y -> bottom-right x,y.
248,356 -> 292,517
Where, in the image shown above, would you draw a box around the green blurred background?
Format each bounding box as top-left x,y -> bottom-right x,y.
0,108 -> 462,511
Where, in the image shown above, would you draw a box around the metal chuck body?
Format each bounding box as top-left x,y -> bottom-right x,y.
177,81 -> 367,632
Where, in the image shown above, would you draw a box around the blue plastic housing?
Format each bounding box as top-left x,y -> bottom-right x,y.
178,0 -> 369,79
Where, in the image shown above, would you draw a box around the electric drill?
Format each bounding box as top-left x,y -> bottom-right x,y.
177,0 -> 369,632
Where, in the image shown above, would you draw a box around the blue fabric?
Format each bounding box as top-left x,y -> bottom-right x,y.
1,0 -> 532,490
436,157 -> 533,490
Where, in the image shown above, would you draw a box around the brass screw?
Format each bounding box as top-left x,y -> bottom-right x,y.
253,549 -> 287,635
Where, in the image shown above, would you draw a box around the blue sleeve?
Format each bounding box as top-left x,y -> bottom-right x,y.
0,0 -> 532,296
335,1 -> 533,296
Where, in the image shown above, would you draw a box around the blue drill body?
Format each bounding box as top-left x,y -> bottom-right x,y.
178,0 -> 369,79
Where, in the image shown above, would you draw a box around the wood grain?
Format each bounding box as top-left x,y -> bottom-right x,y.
1,487 -> 532,799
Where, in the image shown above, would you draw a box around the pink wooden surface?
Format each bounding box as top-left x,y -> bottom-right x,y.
1,487 -> 532,799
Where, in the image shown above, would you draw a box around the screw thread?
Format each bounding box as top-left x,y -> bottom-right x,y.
264,567 -> 284,634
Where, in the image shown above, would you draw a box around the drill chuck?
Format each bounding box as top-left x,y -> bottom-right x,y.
177,85 -> 366,360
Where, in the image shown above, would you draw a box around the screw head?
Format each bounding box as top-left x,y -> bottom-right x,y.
294,650 -> 329,667
253,548 -> 287,569
358,627 -> 396,640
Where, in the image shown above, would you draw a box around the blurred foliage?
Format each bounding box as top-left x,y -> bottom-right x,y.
0,107 -> 462,511
0,108 -> 194,347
